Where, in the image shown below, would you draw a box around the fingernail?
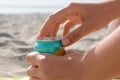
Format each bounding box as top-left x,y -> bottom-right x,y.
62,39 -> 70,46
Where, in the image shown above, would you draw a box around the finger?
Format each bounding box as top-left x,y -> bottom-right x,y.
62,27 -> 81,46
37,5 -> 73,39
62,21 -> 90,46
26,52 -> 55,66
27,65 -> 43,78
63,21 -> 75,37
62,17 -> 104,46
25,52 -> 46,65
29,77 -> 41,80
37,18 -> 55,39
50,23 -> 60,37
37,10 -> 67,39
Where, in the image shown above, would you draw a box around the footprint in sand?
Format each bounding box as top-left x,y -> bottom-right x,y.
12,40 -> 28,46
0,33 -> 14,47
0,32 -> 14,38
12,46 -> 34,53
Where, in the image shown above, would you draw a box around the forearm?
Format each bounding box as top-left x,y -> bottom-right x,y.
82,27 -> 120,80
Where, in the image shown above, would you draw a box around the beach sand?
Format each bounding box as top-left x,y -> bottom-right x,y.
0,13 -> 107,77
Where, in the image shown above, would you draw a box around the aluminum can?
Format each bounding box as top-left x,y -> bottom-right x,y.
34,37 -> 64,56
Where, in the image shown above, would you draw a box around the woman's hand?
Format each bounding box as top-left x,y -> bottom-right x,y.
26,50 -> 84,80
38,1 -> 118,46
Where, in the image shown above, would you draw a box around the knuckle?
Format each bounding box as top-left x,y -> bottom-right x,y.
68,2 -> 78,7
47,14 -> 59,24
36,55 -> 47,65
37,58 -> 44,64
26,67 -> 32,76
25,54 -> 31,63
49,14 -> 54,18
68,32 -> 79,43
48,14 -> 56,20
26,66 -> 38,77
25,53 -> 38,63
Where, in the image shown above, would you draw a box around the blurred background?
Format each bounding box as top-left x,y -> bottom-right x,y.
0,0 -> 107,79
0,0 -> 99,14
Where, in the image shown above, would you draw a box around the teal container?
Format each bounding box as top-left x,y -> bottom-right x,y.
34,37 -> 64,55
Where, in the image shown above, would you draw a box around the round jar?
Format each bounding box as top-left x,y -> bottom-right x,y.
34,37 -> 64,56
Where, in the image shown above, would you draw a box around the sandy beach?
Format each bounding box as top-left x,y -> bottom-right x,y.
0,13 -> 107,77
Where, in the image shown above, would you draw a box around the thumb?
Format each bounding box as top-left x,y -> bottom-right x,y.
62,26 -> 85,46
62,20 -> 99,46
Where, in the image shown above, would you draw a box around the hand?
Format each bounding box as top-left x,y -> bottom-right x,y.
38,1 -> 117,46
26,50 -> 84,80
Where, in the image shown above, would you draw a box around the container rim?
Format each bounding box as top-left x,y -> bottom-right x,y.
37,37 -> 62,42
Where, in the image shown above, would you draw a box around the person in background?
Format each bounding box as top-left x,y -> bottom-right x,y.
26,0 -> 120,80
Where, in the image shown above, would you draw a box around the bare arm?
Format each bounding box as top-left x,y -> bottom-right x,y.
82,27 -> 120,80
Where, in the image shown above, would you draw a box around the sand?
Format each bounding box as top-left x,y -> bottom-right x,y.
0,13 -> 107,77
